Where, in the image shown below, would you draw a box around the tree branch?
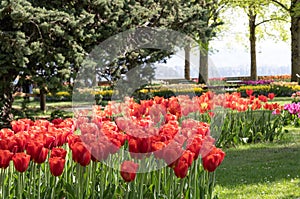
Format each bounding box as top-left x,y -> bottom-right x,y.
271,0 -> 290,12
30,20 -> 43,40
255,17 -> 289,27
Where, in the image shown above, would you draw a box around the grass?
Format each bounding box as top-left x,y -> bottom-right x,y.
11,97 -> 109,119
271,96 -> 292,105
12,97 -> 73,119
12,97 -> 73,109
215,126 -> 300,199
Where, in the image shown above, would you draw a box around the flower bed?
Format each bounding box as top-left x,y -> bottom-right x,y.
1,95 -> 225,199
237,82 -> 300,97
1,91 -> 288,198
240,80 -> 274,85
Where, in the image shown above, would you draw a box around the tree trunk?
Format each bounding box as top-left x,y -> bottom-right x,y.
291,0 -> 300,82
40,87 -> 46,111
249,12 -> 258,81
184,44 -> 191,81
199,40 -> 209,84
0,79 -> 14,128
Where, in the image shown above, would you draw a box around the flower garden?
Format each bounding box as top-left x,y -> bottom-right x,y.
2,79 -> 300,198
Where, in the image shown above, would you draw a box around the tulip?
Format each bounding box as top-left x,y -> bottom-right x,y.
258,95 -> 268,102
268,93 -> 275,100
246,89 -> 253,96
50,147 -> 67,159
51,118 -> 64,125
173,160 -> 189,178
120,161 -> 139,182
12,153 -> 30,172
49,157 -> 65,176
71,142 -> 91,166
202,147 -> 225,172
34,147 -> 49,164
0,149 -> 13,169
26,141 -> 49,164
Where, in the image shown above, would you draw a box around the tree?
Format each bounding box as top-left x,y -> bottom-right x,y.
0,0 -> 215,127
195,0 -> 224,84
271,0 -> 300,82
184,44 -> 191,80
0,0 -> 97,126
223,0 -> 288,80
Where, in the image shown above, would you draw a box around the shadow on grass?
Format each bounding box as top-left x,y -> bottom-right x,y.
215,132 -> 300,187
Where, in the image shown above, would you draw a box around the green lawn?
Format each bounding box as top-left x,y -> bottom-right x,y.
215,127 -> 300,199
12,97 -> 73,109
271,96 -> 292,106
12,98 -> 73,119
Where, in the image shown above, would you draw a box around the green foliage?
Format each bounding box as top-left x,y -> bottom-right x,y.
50,110 -> 69,121
213,109 -> 284,147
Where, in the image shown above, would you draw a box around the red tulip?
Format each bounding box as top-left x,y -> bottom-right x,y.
186,134 -> 203,160
120,161 -> 139,182
179,150 -> 195,167
71,142 -> 91,166
7,136 -> 26,153
43,134 -> 56,149
51,118 -> 64,125
0,128 -> 14,139
258,95 -> 268,102
251,99 -> 262,110
49,157 -> 65,176
128,139 -> 142,159
246,89 -> 253,96
173,160 -> 189,178
35,147 -> 49,164
202,146 -> 225,172
161,142 -> 183,168
50,148 -> 67,159
12,152 -> 30,172
11,120 -> 28,133
90,142 -> 109,162
152,141 -> 167,159
0,149 -> 13,169
26,141 -> 49,164
0,139 -> 8,150
268,93 -> 275,100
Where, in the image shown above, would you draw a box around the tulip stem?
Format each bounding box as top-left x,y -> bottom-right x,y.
158,169 -> 161,197
0,169 -> 2,199
194,159 -> 198,198
76,164 -> 83,199
179,179 -> 184,199
0,169 -> 7,199
125,182 -> 130,199
38,165 -> 41,199
209,172 -> 216,198
32,163 -> 36,199
28,162 -> 33,198
17,172 -> 21,199
139,161 -> 145,199
100,163 -> 104,198
188,166 -> 192,198
90,162 -> 95,199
